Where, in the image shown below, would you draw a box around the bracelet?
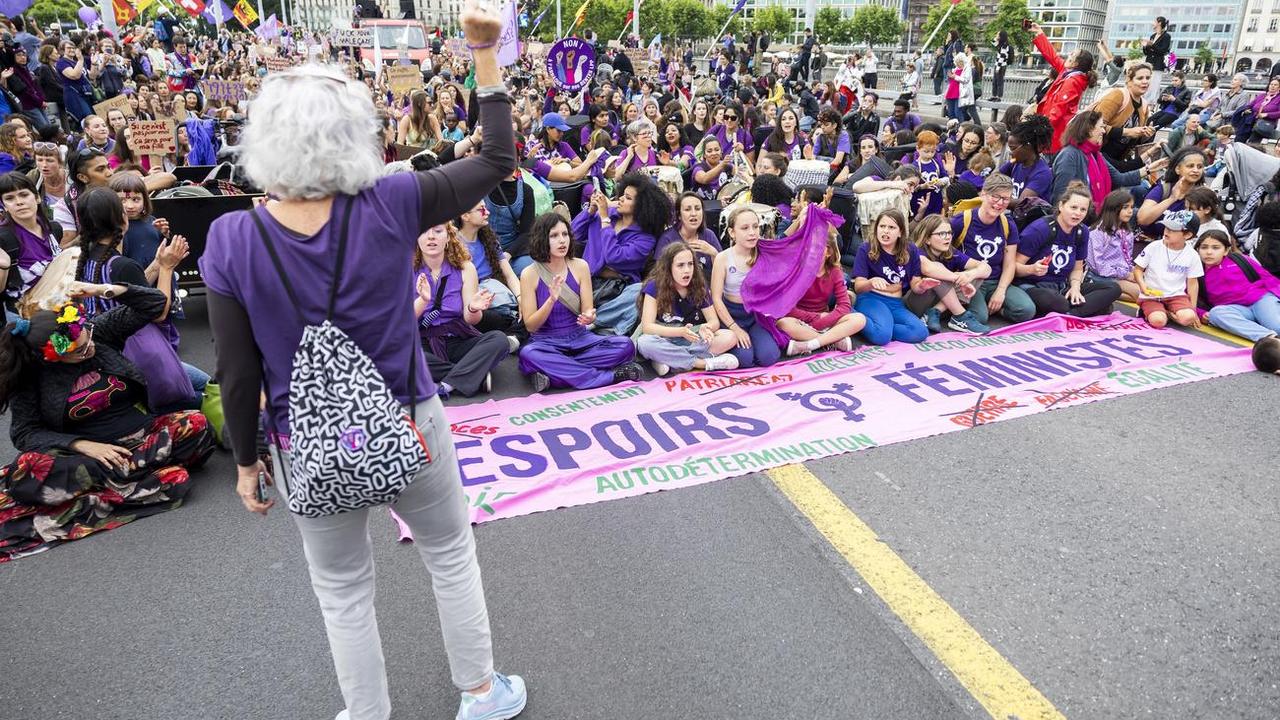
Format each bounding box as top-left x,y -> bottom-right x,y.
467,41 -> 497,50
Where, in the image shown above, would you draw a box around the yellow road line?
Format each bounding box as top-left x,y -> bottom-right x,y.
767,464 -> 1066,720
1118,301 -> 1254,348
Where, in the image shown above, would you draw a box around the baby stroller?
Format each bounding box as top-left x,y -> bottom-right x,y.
1211,142 -> 1280,252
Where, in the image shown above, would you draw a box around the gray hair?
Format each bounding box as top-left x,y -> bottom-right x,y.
1233,72 -> 1248,85
240,63 -> 384,200
626,118 -> 656,141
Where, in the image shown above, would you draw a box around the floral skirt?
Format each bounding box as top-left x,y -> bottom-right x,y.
0,410 -> 215,563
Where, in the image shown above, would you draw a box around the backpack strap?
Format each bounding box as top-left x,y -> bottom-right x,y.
1228,252 -> 1261,283
326,198 -> 356,322
999,213 -> 1010,239
957,209 -> 974,246
250,207 -> 307,325
418,271 -> 451,327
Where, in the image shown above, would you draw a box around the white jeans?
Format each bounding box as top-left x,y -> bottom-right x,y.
274,396 -> 494,720
1144,70 -> 1163,106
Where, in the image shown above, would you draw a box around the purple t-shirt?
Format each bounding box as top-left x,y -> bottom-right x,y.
707,124 -> 754,155
1139,182 -> 1187,239
1017,217 -> 1088,284
1000,159 -> 1052,199
912,156 -> 946,215
199,173 -> 432,434
642,280 -> 704,325
813,130 -> 851,159
529,139 -> 578,164
655,226 -> 722,278
951,211 -> 1018,277
938,249 -> 974,273
852,242 -> 923,292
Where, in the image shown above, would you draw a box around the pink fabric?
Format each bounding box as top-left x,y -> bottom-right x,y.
1202,254 -> 1280,308
1077,140 -> 1112,210
741,204 -> 842,318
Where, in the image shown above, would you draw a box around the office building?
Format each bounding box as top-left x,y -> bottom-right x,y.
1108,0 -> 1243,73
1026,0 -> 1108,61
1233,0 -> 1280,75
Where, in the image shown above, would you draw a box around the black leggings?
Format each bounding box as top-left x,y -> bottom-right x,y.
1023,281 -> 1121,318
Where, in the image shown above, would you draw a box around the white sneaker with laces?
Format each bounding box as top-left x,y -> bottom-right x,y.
703,353 -> 740,371
651,359 -> 670,377
456,672 -> 527,720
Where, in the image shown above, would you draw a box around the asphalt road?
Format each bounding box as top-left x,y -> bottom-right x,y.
1,296 -> 1277,720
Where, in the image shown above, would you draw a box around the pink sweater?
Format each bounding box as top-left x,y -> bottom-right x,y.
787,266 -> 852,331
1199,254 -> 1280,314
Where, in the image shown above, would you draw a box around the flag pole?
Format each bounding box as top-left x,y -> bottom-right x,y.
918,1 -> 956,53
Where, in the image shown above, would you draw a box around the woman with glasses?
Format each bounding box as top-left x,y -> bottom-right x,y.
54,41 -> 94,125
707,100 -> 754,166
0,274 -> 214,563
611,118 -> 659,180
33,143 -> 76,246
907,214 -> 992,334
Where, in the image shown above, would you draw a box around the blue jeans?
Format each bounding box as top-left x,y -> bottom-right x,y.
855,292 -> 929,345
595,282 -> 642,335
944,97 -> 959,120
724,299 -> 781,368
1170,108 -> 1213,130
1207,294 -> 1280,341
510,254 -> 534,277
967,278 -> 1036,324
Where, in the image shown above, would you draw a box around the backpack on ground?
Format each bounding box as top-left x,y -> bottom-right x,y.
250,199 -> 430,517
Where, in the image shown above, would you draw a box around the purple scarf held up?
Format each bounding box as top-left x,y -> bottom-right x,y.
740,204 -> 843,318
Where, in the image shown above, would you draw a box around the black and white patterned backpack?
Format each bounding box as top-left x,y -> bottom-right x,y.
251,200 -> 430,517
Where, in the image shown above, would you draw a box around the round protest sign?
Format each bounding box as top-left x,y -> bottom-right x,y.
545,37 -> 596,94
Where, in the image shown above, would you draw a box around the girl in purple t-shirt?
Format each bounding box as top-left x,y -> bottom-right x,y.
412,223 -> 510,397
1015,187 -> 1122,317
635,242 -> 739,376
851,208 -> 943,345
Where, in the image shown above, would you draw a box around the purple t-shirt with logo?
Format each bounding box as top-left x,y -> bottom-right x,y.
912,156 -> 946,215
200,173 -> 432,433
852,242 -> 923,292
999,159 -> 1052,199
951,211 -> 1019,277
1017,217 -> 1088,284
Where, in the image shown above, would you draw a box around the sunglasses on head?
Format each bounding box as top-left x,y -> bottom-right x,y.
33,142 -> 58,151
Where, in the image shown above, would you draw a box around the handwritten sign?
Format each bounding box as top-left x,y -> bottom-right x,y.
331,27 -> 372,46
129,119 -> 177,155
263,55 -> 294,73
92,94 -> 134,120
200,79 -> 247,103
386,63 -> 423,96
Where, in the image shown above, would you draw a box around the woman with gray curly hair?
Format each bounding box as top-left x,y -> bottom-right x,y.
198,4 -> 527,720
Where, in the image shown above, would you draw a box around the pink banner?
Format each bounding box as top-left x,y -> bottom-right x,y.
445,314 -> 1254,524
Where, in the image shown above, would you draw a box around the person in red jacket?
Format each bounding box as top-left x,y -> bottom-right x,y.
1029,22 -> 1098,153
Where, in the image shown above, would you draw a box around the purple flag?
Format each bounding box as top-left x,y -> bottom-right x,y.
496,0 -> 519,67
200,0 -> 233,24
732,0 -> 746,14
256,13 -> 279,39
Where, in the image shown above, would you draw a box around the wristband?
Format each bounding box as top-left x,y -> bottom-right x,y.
466,41 -> 497,50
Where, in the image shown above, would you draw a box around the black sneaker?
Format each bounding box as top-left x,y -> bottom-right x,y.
613,362 -> 642,383
530,371 -> 551,393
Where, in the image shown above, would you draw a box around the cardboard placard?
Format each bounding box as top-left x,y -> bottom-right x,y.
386,63 -> 423,96
200,79 -> 247,103
130,119 -> 177,155
264,55 -> 294,73
92,94 -> 134,120
332,27 -> 372,46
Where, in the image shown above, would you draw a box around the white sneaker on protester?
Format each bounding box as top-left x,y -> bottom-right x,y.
786,339 -> 809,356
506,335 -> 520,354
651,360 -> 671,377
483,372 -> 493,394
703,353 -> 740,371
456,672 -> 527,720
834,337 -> 854,352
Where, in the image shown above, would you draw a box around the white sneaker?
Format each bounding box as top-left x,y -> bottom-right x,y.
786,339 -> 810,356
835,337 -> 853,352
483,372 -> 493,393
704,353 -> 740,371
651,360 -> 670,377
506,335 -> 520,354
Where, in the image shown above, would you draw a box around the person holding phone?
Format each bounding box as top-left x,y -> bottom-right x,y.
200,4 -> 529,719
54,40 -> 94,123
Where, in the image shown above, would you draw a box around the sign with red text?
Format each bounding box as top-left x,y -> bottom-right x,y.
443,314 -> 1255,524
129,119 -> 177,154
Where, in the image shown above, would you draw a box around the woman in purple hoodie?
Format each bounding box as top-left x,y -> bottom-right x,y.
1196,230 -> 1280,340
1234,76 -> 1280,143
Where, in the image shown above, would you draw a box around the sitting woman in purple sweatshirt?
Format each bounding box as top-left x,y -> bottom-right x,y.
1195,230 -> 1280,340
570,172 -> 672,335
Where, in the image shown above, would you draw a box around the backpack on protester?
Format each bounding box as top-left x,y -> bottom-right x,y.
953,208 -> 1010,247
250,200 -> 430,517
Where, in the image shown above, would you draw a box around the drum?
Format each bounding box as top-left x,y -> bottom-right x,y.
855,188 -> 908,230
550,180 -> 589,213
717,177 -> 750,204
826,186 -> 858,249
718,202 -> 780,239
642,165 -> 684,197
784,159 -> 832,190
